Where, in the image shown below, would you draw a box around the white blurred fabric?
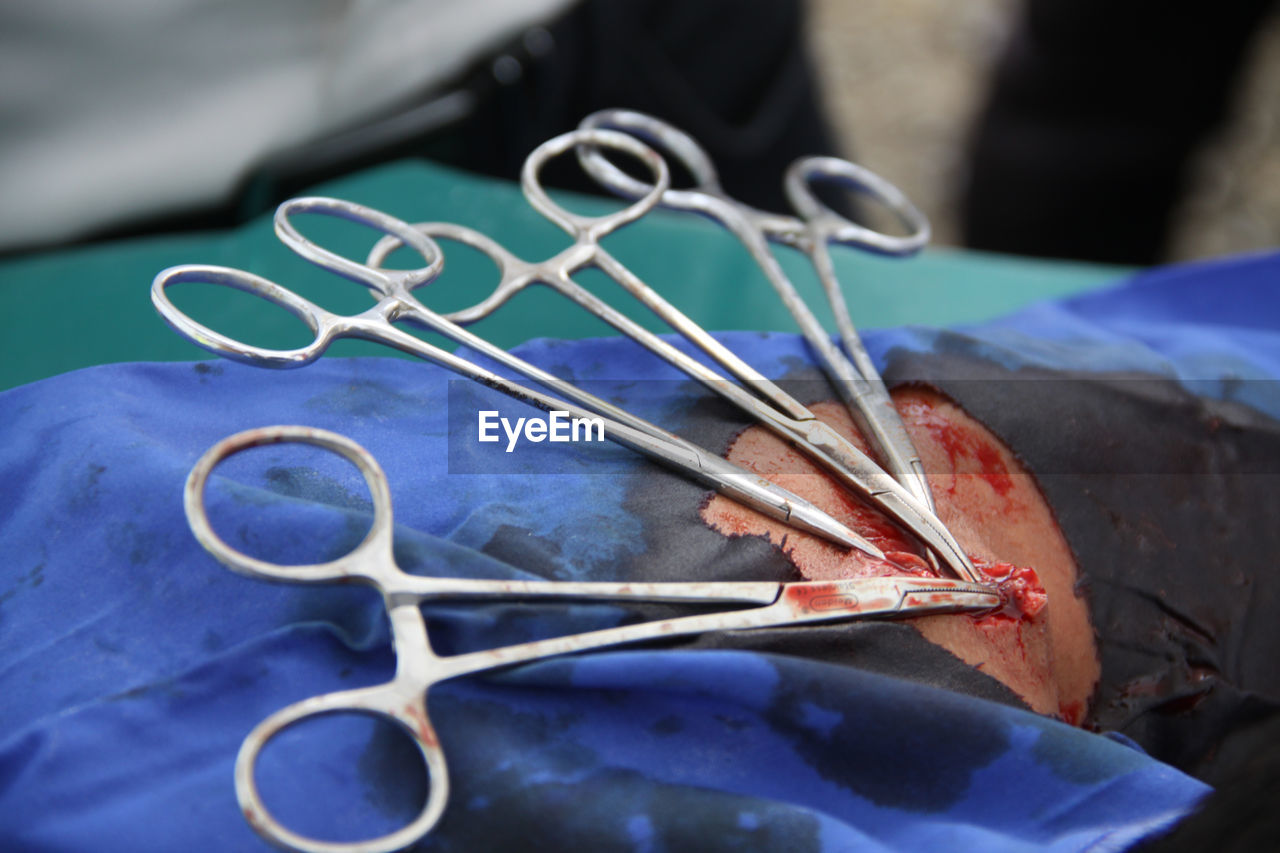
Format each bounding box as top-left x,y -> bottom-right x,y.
0,0 -> 573,251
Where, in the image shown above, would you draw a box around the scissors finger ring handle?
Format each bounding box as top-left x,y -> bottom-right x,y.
784,157 -> 931,256
366,221 -> 529,326
152,264 -> 340,368
183,424 -> 398,587
274,196 -> 445,294
236,685 -> 449,853
577,108 -> 724,199
521,127 -> 670,239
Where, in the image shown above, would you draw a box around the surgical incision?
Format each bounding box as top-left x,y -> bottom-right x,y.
701,387 -> 1099,725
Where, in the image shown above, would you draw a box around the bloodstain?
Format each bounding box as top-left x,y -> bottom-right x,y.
881,551 -> 932,576
783,583 -> 841,609
243,806 -> 267,835
700,390 -> 1077,724
701,395 -> 1032,585
829,489 -> 922,556
896,394 -> 1015,499
970,560 -> 1048,625
402,703 -> 438,747
1058,700 -> 1086,727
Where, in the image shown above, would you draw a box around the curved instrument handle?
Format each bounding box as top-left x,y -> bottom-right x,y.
576,108 -> 723,201
367,220 -> 530,326
152,264 -> 337,368
784,156 -> 930,257
579,109 -> 930,257
184,425 -> 397,587
274,196 -> 444,294
521,127 -> 669,241
236,683 -> 448,853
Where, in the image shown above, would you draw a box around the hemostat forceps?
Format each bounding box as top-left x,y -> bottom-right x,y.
187,425 -> 1001,853
151,164 -> 868,553
577,110 -> 939,518
364,129 -> 980,583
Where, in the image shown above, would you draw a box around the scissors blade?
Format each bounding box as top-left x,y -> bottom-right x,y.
372,304 -> 877,556
801,232 -> 937,515
356,318 -> 874,555
767,577 -> 1002,625
439,575 -> 1000,678
788,419 -> 981,584
826,370 -> 935,514
577,109 -> 939,514
398,575 -> 785,605
437,576 -> 999,682
695,452 -> 884,558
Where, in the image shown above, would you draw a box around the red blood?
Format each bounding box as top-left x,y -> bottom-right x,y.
882,551 -> 932,576
784,582 -> 840,608
699,395 -> 1090,725
1058,700 -> 1086,726
969,559 -> 1048,625
402,704 -> 438,746
975,445 -> 1014,497
897,395 -> 1015,498
829,489 -> 922,556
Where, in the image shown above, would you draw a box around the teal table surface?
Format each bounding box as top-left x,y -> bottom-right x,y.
0,160 -> 1131,391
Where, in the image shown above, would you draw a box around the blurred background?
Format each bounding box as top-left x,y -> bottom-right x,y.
807,0 -> 1280,262
1,0 -> 1276,263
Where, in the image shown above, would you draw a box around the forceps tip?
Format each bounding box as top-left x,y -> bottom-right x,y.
789,504 -> 885,559
950,587 -> 1003,613
889,578 -> 1002,617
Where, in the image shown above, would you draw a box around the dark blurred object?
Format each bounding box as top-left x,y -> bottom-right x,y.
9,0 -> 842,256
192,0 -> 838,244
416,0 -> 840,211
1133,714 -> 1280,851
960,0 -> 1276,265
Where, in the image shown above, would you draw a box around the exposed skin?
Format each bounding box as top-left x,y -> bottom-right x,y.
701,387 -> 1100,724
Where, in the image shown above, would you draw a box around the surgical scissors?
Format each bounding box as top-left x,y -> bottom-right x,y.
364,128 -> 979,583
151,166 -> 870,553
576,109 -> 938,518
187,425 -> 1001,853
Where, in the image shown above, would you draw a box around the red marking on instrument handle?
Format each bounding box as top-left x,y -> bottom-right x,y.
243,807 -> 266,834
809,593 -> 860,611
784,583 -> 867,612
403,704 -> 438,747
782,583 -> 902,614
783,582 -> 840,610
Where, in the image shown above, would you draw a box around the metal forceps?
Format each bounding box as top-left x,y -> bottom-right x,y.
365,128 -> 979,583
150,150 -> 868,553
577,109 -> 939,518
187,425 -> 1001,853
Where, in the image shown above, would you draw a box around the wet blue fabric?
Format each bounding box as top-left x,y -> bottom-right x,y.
3,250 -> 1276,850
